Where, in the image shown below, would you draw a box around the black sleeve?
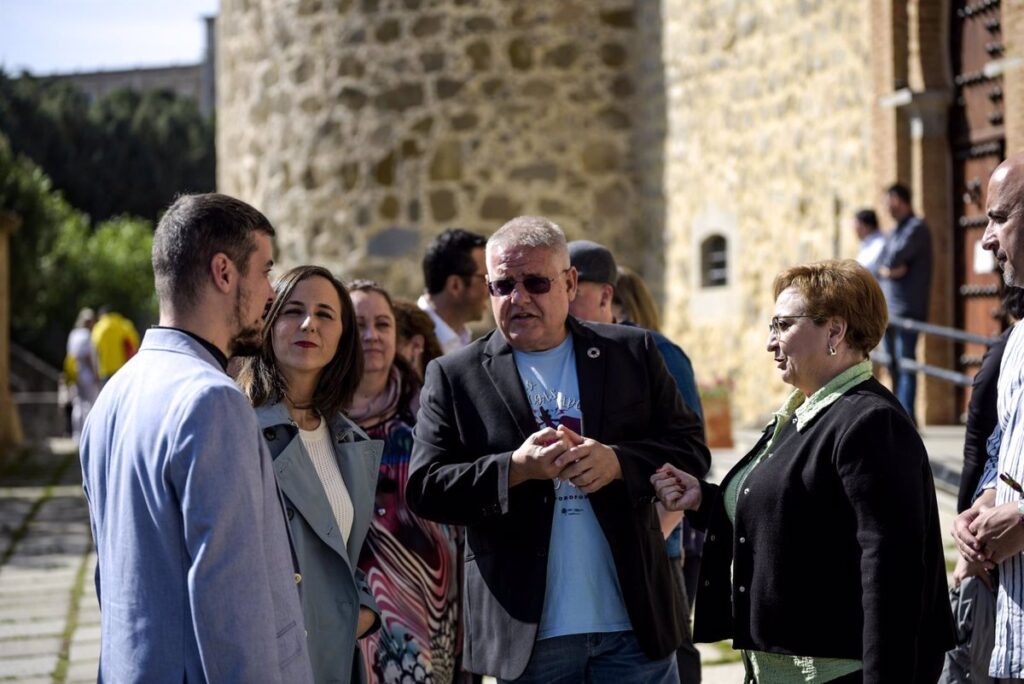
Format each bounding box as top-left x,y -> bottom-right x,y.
407,360 -> 514,526
834,406 -> 934,682
613,331 -> 711,506
959,331 -> 1007,512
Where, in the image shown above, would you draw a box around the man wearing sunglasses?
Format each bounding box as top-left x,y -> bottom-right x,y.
409,216 -> 710,683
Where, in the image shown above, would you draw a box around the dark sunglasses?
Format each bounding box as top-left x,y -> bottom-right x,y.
487,269 -> 569,297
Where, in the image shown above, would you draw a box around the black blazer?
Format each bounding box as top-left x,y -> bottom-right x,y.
408,318 -> 710,679
690,378 -> 955,683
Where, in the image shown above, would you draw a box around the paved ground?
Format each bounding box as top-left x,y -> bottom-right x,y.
0,430 -> 965,683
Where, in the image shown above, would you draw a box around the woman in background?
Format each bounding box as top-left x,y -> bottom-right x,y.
392,299 -> 443,382
347,280 -> 461,684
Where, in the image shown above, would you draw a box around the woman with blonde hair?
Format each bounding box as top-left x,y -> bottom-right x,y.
652,259 -> 954,682
612,265 -> 662,331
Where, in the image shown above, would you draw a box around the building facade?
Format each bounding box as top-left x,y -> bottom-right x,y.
217,0 -> 1024,426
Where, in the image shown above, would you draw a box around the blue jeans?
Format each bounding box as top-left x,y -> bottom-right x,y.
502,631 -> 680,684
884,326 -> 919,421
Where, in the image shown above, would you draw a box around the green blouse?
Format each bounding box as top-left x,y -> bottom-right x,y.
722,360 -> 872,683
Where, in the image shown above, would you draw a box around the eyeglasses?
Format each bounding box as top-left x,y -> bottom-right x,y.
769,314 -> 817,338
487,269 -> 569,297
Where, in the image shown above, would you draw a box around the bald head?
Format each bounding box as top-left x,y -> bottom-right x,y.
982,153 -> 1024,286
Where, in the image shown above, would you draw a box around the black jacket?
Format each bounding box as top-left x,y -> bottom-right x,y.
690,378 -> 954,683
407,318 -> 710,679
959,328 -> 1009,512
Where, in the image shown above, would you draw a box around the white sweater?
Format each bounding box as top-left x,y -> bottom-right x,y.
298,421 -> 354,545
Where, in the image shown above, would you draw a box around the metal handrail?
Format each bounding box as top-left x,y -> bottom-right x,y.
870,351 -> 976,387
888,315 -> 999,347
876,315 -> 1001,388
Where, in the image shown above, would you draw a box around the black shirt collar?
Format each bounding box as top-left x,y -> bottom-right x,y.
151,326 -> 229,371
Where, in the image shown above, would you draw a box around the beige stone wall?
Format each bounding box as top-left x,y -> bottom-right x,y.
1004,0 -> 1024,154
659,0 -> 875,426
217,0 -> 649,296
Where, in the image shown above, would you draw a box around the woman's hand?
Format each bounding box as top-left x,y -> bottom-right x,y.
357,607 -> 377,638
650,464 -> 701,512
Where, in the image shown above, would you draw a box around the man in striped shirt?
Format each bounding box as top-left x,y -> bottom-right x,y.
955,152 -> 1024,681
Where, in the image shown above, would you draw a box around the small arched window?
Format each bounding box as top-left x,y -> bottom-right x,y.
701,234 -> 728,288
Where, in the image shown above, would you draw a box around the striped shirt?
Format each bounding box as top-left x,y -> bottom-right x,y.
987,322 -> 1024,678
299,421 -> 354,545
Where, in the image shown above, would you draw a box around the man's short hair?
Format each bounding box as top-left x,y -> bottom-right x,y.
486,216 -> 568,263
152,193 -> 275,310
886,183 -> 912,204
422,228 -> 487,295
854,208 -> 879,229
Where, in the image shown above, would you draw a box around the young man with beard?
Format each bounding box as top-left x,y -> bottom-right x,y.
79,193 -> 314,683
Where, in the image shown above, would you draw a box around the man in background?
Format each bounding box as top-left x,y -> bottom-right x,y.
878,183 -> 933,419
91,306 -> 140,383
418,228 -> 489,354
853,208 -> 885,279
568,239 -> 705,683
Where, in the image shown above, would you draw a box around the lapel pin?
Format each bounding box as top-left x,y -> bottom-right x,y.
587,347 -> 600,359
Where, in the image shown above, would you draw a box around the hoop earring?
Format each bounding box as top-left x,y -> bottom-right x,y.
827,345 -> 837,356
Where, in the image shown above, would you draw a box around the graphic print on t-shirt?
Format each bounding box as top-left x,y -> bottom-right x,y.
520,376 -> 585,516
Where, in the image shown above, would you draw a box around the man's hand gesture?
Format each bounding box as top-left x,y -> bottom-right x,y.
509,426 -> 580,487
552,425 -> 622,494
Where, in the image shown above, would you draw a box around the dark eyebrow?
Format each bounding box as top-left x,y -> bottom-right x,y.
316,303 -> 337,313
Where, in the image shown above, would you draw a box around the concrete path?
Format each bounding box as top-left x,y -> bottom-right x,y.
0,430 -> 966,683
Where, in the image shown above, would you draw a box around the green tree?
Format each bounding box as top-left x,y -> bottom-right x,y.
0,71 -> 214,224
0,135 -> 155,365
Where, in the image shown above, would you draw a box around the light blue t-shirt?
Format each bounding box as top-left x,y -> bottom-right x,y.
512,334 -> 632,640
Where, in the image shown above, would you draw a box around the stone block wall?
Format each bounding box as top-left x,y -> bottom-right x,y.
660,0 -> 875,425
217,0 -> 650,297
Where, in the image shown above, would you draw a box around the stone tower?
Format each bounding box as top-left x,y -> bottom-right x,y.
217,0 -> 657,295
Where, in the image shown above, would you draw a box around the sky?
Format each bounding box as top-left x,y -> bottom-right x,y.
0,0 -> 219,75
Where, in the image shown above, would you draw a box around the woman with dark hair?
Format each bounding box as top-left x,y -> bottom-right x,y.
651,259 -> 954,682
392,299 -> 444,381
237,265 -> 383,684
346,280 -> 461,684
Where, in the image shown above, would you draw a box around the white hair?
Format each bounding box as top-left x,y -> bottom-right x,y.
486,216 -> 569,262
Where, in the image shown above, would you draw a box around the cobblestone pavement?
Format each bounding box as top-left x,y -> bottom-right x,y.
0,434 -> 963,683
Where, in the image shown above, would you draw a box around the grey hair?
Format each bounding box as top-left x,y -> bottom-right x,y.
486,216 -> 569,263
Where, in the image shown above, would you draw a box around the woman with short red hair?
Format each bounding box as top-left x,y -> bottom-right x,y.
652,259 -> 954,682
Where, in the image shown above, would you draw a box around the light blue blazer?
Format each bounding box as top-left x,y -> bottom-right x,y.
79,328 -> 314,683
257,402 -> 383,684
